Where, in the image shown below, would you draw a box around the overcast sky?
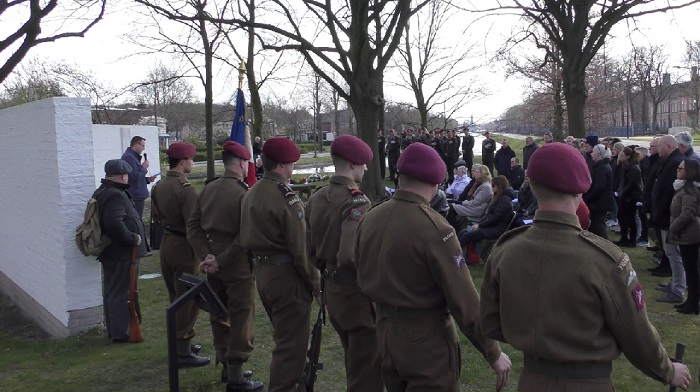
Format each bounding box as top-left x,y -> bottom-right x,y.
5,1 -> 700,124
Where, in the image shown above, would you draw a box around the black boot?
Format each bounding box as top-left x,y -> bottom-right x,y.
176,340 -> 210,368
226,362 -> 263,392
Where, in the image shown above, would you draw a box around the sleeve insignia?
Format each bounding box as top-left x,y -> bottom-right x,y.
278,182 -> 296,198
617,254 -> 629,270
452,250 -> 465,269
631,283 -> 645,311
296,209 -> 304,220
350,208 -> 364,221
627,270 -> 637,287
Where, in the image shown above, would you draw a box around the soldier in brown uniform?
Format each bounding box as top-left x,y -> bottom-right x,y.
480,143 -> 692,391
239,137 -> 321,392
151,141 -> 210,367
306,135 -> 383,392
187,141 -> 264,392
356,142 -> 512,392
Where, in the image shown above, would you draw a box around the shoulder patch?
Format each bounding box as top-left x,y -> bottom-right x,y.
278,182 -> 296,198
495,225 -> 530,246
177,177 -> 191,187
579,230 -> 628,266
350,189 -> 369,205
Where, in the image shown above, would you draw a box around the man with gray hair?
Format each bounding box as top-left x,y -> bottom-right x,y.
522,136 -> 538,170
674,131 -> 700,162
652,135 -> 686,303
446,165 -> 470,199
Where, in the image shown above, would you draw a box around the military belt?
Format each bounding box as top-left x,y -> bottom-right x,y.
375,303 -> 448,320
523,355 -> 612,379
253,252 -> 293,266
323,268 -> 357,285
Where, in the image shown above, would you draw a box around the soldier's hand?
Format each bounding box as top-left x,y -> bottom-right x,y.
670,362 -> 691,390
135,235 -> 142,246
490,352 -> 511,391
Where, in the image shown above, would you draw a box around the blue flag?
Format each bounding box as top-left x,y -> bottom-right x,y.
230,88 -> 245,143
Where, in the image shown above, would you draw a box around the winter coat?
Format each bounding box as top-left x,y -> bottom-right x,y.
494,146 -> 516,177
667,182 -> 700,245
120,147 -> 150,201
651,149 -> 685,230
508,165 -> 525,191
642,154 -> 661,214
477,189 -> 516,239
96,179 -> 148,263
617,162 -> 643,202
522,143 -> 539,169
453,181 -> 493,220
583,158 -> 615,213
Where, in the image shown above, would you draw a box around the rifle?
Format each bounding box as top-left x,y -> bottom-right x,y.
669,342 -> 685,392
128,247 -> 144,343
304,278 -> 325,392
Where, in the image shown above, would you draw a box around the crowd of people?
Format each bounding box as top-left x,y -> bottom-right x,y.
90,128 -> 698,391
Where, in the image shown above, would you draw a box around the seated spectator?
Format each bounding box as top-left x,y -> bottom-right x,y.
430,189 -> 450,217
508,157 -> 525,191
446,165 -> 471,199
512,177 -> 538,227
255,158 -> 264,180
457,175 -> 515,246
447,164 -> 494,227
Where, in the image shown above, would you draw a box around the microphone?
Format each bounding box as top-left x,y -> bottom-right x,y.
144,152 -> 148,161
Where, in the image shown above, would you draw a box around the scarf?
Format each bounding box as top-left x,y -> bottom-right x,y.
673,179 -> 700,191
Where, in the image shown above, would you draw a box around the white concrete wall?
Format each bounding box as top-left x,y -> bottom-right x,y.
0,98 -> 160,338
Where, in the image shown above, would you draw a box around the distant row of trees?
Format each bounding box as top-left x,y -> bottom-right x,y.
3,0 -> 700,199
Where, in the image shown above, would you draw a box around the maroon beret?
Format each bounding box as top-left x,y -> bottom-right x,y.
262,137 -> 300,163
165,142 -> 196,159
223,141 -> 251,161
526,142 -> 591,194
397,143 -> 446,185
330,135 -> 373,165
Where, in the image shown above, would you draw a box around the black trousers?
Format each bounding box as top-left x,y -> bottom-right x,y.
638,207 -> 648,241
458,229 -> 487,247
102,259 -> 139,340
388,154 -> 400,182
482,158 -> 494,176
679,244 -> 700,307
618,198 -> 637,242
463,151 -> 473,173
379,153 -> 387,179
588,210 -> 608,239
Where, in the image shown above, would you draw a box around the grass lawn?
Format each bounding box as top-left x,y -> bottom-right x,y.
1,228 -> 698,391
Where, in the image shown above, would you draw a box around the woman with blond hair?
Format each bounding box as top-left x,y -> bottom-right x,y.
447,164 -> 494,228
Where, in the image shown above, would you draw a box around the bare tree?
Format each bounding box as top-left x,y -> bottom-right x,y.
0,59 -> 63,108
394,0 -> 484,129
633,45 -> 672,132
206,0 -> 431,200
0,0 -> 106,83
131,0 -> 238,181
133,63 -> 195,138
471,0 -> 699,138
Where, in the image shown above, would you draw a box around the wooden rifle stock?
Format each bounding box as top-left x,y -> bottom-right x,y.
128,247 -> 144,343
304,306 -> 324,392
669,342 -> 685,392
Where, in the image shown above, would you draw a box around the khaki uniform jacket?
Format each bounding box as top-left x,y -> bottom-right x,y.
306,175 -> 370,272
481,210 -> 675,383
239,171 -> 320,294
356,190 -> 501,364
187,171 -> 249,268
152,171 -> 197,236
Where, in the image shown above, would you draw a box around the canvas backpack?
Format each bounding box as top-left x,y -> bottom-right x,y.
75,189 -> 111,257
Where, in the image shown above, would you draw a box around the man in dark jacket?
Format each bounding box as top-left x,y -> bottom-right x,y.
481,132 -> 497,175
644,138 -> 671,276
582,145 -> 614,239
121,136 -> 157,219
377,129 -> 386,179
494,139 -> 516,177
652,135 -> 686,303
462,127 -> 475,173
508,157 -> 525,191
522,137 -> 538,170
675,131 -> 700,162
96,159 -> 148,343
387,129 -> 401,182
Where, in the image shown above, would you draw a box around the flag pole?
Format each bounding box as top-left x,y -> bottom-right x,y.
238,60 -> 246,90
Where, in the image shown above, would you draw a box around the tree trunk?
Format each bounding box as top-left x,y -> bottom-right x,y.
247,0 -> 263,140
350,79 -> 383,201
552,77 -> 564,139
196,10 -> 215,181
562,67 -> 588,138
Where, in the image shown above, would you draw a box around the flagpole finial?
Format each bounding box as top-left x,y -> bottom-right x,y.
238,60 -> 247,90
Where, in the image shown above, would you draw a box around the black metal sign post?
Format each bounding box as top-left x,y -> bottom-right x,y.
167,274 -> 227,392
